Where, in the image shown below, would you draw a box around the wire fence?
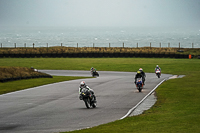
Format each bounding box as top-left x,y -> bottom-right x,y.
0,42 -> 197,49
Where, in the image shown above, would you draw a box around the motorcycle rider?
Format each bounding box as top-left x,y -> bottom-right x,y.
91,67 -> 99,77
79,81 -> 96,102
139,68 -> 146,85
135,70 -> 145,85
90,67 -> 96,72
139,68 -> 146,78
155,65 -> 161,73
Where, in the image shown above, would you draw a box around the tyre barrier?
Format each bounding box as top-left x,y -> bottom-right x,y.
0,53 -> 193,59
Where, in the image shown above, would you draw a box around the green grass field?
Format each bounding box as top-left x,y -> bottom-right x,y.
0,58 -> 199,75
0,58 -> 200,133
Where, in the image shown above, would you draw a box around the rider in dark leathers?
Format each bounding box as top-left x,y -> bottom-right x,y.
139,68 -> 146,80
135,70 -> 145,85
139,68 -> 146,84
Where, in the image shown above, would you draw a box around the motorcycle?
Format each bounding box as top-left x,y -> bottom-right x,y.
155,69 -> 161,78
135,78 -> 144,92
80,88 -> 97,109
91,70 -> 99,77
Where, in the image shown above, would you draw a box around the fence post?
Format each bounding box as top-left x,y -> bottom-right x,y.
33,43 -> 35,48
1,43 -> 2,48
61,43 -> 62,47
93,43 -> 94,48
179,42 -> 180,49
15,43 -> 16,48
160,42 -> 161,48
150,42 -> 151,48
109,43 -> 110,48
123,42 -> 124,48
47,43 -> 48,51
77,43 -> 78,48
24,43 -> 26,48
137,43 -> 138,48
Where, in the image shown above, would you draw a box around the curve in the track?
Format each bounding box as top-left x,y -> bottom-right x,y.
0,70 -> 172,133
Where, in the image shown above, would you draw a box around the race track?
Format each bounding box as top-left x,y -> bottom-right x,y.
0,70 -> 172,133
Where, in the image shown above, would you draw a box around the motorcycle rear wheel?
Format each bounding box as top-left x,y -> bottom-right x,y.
139,86 -> 142,92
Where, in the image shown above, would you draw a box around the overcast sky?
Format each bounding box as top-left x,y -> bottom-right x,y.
0,0 -> 200,28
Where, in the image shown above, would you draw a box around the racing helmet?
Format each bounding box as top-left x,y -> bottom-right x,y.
139,68 -> 143,71
156,65 -> 159,68
80,81 -> 86,87
137,71 -> 141,74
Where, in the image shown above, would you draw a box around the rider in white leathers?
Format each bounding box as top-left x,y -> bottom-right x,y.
79,81 -> 96,102
155,65 -> 161,72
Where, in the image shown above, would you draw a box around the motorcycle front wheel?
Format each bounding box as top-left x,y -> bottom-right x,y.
92,102 -> 97,108
84,98 -> 90,109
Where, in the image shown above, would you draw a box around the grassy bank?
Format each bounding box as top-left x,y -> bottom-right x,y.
0,66 -> 52,82
0,47 -> 200,58
0,58 -> 200,132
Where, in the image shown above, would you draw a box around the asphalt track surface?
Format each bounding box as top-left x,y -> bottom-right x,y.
0,70 -> 172,133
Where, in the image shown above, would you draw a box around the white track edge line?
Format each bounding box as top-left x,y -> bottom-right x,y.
120,78 -> 166,120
